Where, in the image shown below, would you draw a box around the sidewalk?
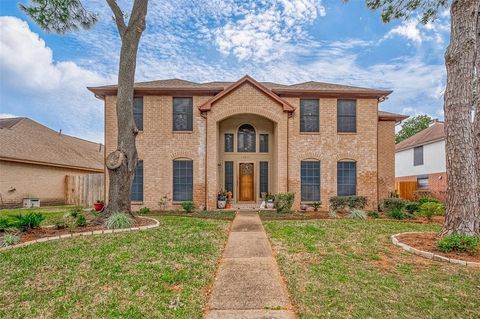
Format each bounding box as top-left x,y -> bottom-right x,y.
205,211 -> 295,319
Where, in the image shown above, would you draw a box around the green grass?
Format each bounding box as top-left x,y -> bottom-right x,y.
0,216 -> 229,318
150,210 -> 236,220
264,219 -> 480,319
0,205 -> 83,226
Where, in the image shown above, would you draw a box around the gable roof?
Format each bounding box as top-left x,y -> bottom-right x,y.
198,75 -> 295,112
88,75 -> 392,99
0,117 -> 104,172
395,121 -> 445,152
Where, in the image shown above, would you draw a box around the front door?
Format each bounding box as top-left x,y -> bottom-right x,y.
239,163 -> 254,201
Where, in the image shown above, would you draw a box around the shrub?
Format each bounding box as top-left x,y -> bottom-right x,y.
414,190 -> 432,200
53,219 -> 68,229
437,234 -> 480,253
381,197 -> 406,212
0,217 -> 11,231
75,214 -> 87,227
387,208 -> 407,220
138,207 -> 150,215
104,212 -> 134,229
329,196 -> 367,213
405,201 -> 420,214
68,208 -> 82,218
367,211 -> 379,218
14,213 -> 45,231
274,192 -> 295,214
418,202 -> 445,220
1,233 -> 19,247
349,208 -> 367,220
418,197 -> 440,204
181,201 -> 195,213
311,201 -> 321,211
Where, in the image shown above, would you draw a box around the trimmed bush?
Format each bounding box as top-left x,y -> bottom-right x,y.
367,211 -> 379,219
418,202 -> 445,220
138,207 -> 150,215
329,196 -> 368,214
181,201 -> 195,213
75,214 -> 87,227
274,192 -> 295,213
437,234 -> 480,253
418,197 -> 440,204
349,209 -> 367,220
104,212 -> 134,229
14,213 -> 45,231
1,233 -> 19,247
381,198 -> 406,212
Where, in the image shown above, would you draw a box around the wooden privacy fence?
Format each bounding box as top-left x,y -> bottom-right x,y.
395,181 -> 417,201
65,174 -> 104,207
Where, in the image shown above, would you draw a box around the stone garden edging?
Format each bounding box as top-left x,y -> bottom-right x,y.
0,217 -> 160,252
391,232 -> 480,268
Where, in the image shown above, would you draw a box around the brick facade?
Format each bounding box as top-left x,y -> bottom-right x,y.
103,78 -> 397,211
395,172 -> 447,202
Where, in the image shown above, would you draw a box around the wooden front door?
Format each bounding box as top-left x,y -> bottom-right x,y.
239,163 -> 254,201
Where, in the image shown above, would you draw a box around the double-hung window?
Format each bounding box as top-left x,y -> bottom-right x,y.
173,160 -> 193,201
131,160 -> 144,201
337,99 -> 356,133
300,99 -> 319,132
337,161 -> 356,196
173,97 -> 193,131
301,161 -> 320,201
133,97 -> 143,131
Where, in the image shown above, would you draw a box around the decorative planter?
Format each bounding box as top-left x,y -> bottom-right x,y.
94,203 -> 104,211
266,200 -> 274,209
300,204 -> 308,211
217,200 -> 227,209
225,202 -> 231,209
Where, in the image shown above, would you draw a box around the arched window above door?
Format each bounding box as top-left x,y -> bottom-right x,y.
237,124 -> 256,152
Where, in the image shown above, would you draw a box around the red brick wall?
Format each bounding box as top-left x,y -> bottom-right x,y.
395,172 -> 447,202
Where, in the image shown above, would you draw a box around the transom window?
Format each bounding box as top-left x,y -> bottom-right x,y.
131,160 -> 143,201
337,161 -> 357,196
337,99 -> 356,133
173,159 -> 193,201
173,97 -> 193,131
300,99 -> 319,132
133,97 -> 143,131
237,124 -> 256,152
301,160 -> 320,201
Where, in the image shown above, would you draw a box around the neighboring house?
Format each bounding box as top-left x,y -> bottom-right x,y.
0,117 -> 104,208
395,121 -> 446,201
89,75 -> 406,210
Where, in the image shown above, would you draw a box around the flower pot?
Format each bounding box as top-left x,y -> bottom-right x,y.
94,203 -> 104,211
225,202 -> 231,209
266,200 -> 274,209
217,200 -> 226,209
300,204 -> 308,211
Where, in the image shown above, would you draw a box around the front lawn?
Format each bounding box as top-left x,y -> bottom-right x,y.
264,219 -> 480,319
0,216 -> 229,318
0,205 -> 84,226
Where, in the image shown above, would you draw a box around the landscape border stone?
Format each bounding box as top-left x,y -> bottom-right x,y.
391,232 -> 480,268
0,217 -> 159,252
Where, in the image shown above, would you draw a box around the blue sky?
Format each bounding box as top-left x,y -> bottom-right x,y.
0,0 -> 450,142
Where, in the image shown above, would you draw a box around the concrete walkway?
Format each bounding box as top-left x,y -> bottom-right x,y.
205,211 -> 295,319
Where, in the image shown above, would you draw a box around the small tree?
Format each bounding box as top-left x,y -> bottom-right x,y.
395,115 -> 433,143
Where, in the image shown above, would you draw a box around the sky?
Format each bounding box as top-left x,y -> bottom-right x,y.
0,0 -> 450,143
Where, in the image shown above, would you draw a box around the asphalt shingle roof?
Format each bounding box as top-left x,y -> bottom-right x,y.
395,122 -> 445,151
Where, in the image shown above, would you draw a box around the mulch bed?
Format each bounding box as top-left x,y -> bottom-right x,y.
18,217 -> 155,243
397,232 -> 480,263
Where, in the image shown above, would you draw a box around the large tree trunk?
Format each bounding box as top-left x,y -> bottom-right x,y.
474,0 -> 480,212
104,0 -> 148,216
441,0 -> 480,236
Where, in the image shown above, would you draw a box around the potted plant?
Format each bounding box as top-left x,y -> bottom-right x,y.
217,190 -> 227,209
266,193 -> 275,209
311,201 -> 322,211
300,203 -> 308,211
94,200 -> 104,211
225,191 -> 232,209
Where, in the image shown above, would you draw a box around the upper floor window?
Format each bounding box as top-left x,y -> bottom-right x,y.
133,97 -> 143,131
173,159 -> 193,201
173,97 -> 193,131
259,134 -> 269,152
131,160 -> 143,201
337,161 -> 356,196
300,99 -> 319,132
237,124 -> 256,152
413,146 -> 424,166
224,133 -> 234,152
301,160 -> 321,201
337,99 -> 356,133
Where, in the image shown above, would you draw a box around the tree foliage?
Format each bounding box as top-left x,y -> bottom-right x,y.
20,0 -> 97,34
395,114 -> 433,143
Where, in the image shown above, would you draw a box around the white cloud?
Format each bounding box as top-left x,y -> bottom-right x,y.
386,20 -> 423,43
385,14 -> 450,45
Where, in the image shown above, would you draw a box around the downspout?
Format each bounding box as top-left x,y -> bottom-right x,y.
201,111 -> 208,210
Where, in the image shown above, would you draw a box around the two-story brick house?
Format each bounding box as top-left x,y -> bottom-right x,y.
89,75 -> 406,211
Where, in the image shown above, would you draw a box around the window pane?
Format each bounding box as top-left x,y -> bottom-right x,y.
237,124 -> 256,152
225,161 -> 234,195
301,161 -> 320,201
337,161 -> 356,196
131,160 -> 143,201
259,134 -> 269,152
260,161 -> 268,196
414,146 -> 424,166
133,97 -> 143,131
300,99 -> 319,132
173,160 -> 193,201
417,176 -> 429,189
224,133 -> 234,152
173,97 -> 193,131
337,100 -> 356,133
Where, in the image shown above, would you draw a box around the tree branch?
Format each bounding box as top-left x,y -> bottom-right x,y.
105,0 -> 127,37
